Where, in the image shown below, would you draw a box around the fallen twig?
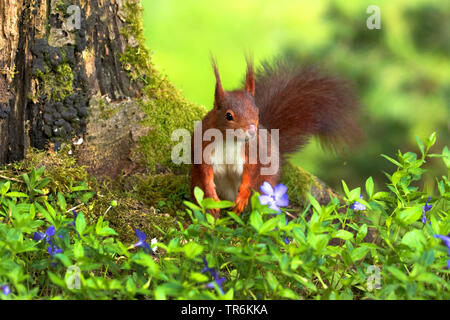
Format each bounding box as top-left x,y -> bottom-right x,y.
0,174 -> 24,183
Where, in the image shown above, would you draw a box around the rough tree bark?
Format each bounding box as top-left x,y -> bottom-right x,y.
0,0 -> 145,169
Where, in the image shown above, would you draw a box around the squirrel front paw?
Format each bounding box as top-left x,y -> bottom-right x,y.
233,196 -> 249,215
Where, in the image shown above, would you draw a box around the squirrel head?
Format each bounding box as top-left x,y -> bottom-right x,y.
211,58 -> 259,141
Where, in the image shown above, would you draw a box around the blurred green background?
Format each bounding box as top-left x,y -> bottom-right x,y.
141,0 -> 449,192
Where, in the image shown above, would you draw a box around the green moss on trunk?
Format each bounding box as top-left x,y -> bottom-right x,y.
118,0 -> 206,173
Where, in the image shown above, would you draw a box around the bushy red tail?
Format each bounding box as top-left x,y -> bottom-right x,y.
254,58 -> 362,156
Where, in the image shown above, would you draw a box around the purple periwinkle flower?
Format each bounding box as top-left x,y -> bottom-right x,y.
205,276 -> 226,295
259,183 -> 291,244
133,229 -> 153,254
433,234 -> 450,269
1,284 -> 10,296
350,195 -> 366,211
258,182 -> 289,213
33,225 -> 56,242
201,257 -> 216,275
47,245 -> 63,257
202,257 -> 226,295
33,225 -> 63,257
422,196 -> 432,224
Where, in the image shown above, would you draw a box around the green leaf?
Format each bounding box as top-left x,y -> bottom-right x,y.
266,271 -> 279,291
381,154 -> 403,168
387,266 -> 409,282
223,288 -> 234,300
308,193 -> 322,214
48,271 -> 67,288
356,224 -> 368,243
401,230 -> 426,252
44,201 -> 56,221
249,210 -> 263,232
206,213 -> 215,225
183,201 -> 202,212
415,135 -> 425,156
278,288 -> 299,299
341,180 -> 350,198
426,132 -> 436,149
57,192 -> 67,211
132,253 -> 160,275
391,171 -> 402,186
75,212 -> 86,235
80,192 -> 95,204
70,185 -> 89,192
372,191 -> 391,200
442,146 -> 450,168
183,242 -> 203,259
0,181 -> 11,195
155,283 -> 183,298
365,177 -> 374,198
350,247 -> 369,261
95,216 -> 103,235
334,230 -> 354,241
227,211 -> 245,225
190,272 -> 209,283
193,187 -> 204,205
98,227 -> 118,237
415,273 -> 441,284
348,187 -> 361,202
259,217 -> 279,234
5,191 -> 28,198
202,198 -> 234,209
55,253 -> 72,268
73,241 -> 84,259
35,202 -> 55,225
126,278 -> 137,293
308,233 -> 329,253
396,207 -> 422,225
22,173 -> 30,187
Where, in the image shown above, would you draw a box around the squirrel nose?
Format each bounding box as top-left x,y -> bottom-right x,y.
247,124 -> 257,136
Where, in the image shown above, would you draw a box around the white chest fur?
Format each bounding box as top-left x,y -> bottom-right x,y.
210,141 -> 245,201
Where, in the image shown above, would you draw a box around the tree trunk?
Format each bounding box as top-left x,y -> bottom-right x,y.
0,0 -> 142,164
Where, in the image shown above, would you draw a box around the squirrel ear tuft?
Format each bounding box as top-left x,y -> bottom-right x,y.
211,56 -> 225,108
244,58 -> 255,97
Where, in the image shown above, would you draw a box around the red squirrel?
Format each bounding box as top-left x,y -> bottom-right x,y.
190,57 -> 361,216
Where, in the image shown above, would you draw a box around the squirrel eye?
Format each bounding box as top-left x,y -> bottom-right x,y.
226,112 -> 234,121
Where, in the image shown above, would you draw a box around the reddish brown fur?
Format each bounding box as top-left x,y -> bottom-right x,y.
191,57 -> 361,216
254,59 -> 362,155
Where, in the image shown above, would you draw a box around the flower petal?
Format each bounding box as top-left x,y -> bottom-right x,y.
134,240 -> 144,248
260,182 -> 274,196
135,229 -> 147,242
350,201 -> 366,211
33,231 -> 45,241
215,277 -> 226,286
276,193 -> 289,207
1,285 -> 10,296
434,234 -> 450,248
268,202 -> 281,213
47,245 -> 63,257
45,225 -> 56,237
258,195 -> 273,206
274,183 -> 288,200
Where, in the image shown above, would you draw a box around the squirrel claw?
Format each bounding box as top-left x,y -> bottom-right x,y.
233,198 -> 248,215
